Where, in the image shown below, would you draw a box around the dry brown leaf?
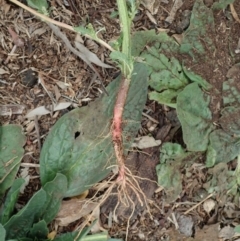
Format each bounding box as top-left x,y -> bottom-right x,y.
203,199 -> 216,214
0,104 -> 25,115
230,4 -> 240,24
8,27 -> 24,47
219,226 -> 235,240
53,85 -> 61,101
56,81 -> 70,90
32,27 -> 47,36
25,102 -> 71,119
56,199 -> 98,226
75,41 -> 112,68
165,0 -> 183,24
0,68 -> 10,75
132,136 -> 161,149
145,11 -> 157,24
90,206 -> 104,233
141,0 -> 160,15
1,2 -> 11,14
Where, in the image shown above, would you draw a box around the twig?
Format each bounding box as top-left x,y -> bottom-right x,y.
9,0 -> 114,52
0,79 -> 10,85
34,116 -> 41,151
38,73 -> 56,104
5,27 -> 24,64
142,112 -> 159,124
20,163 -> 40,168
184,193 -> 214,215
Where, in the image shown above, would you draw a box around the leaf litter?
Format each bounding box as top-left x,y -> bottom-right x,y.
2,1 -> 239,239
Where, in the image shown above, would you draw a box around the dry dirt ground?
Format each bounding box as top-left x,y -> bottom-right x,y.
1,0 -> 240,240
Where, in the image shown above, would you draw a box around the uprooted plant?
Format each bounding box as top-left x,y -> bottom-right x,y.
3,0 -> 240,239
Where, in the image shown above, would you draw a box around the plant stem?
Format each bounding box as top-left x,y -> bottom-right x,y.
116,0 -> 133,79
9,0 -> 114,52
112,0 -> 136,181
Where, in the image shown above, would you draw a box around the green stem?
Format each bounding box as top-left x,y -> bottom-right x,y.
116,0 -> 132,78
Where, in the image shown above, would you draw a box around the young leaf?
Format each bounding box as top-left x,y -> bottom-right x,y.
110,51 -> 133,75
0,178 -> 25,225
212,0 -> 235,10
176,83 -> 214,151
4,189 -> 47,239
40,63 -> 148,197
0,125 -> 26,198
26,0 -> 49,15
74,24 -> 102,42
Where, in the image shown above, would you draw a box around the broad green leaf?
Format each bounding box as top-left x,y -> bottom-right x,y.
41,173 -> 68,224
0,224 -> 6,241
145,53 -> 189,91
156,143 -> 189,202
160,143 -> 186,163
156,163 -> 182,202
0,125 -> 26,197
206,130 -> 240,167
0,178 -> 25,225
28,220 -> 48,239
222,78 -> 240,106
220,107 -> 240,136
176,83 -> 214,151
180,0 -> 215,58
131,31 -> 191,107
40,63 -> 148,197
149,89 -> 180,108
4,189 -> 47,239
26,0 -> 48,15
143,51 -> 189,107
132,30 -> 179,57
212,0 -> 235,10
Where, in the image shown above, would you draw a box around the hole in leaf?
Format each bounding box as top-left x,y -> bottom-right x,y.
74,131 -> 80,139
